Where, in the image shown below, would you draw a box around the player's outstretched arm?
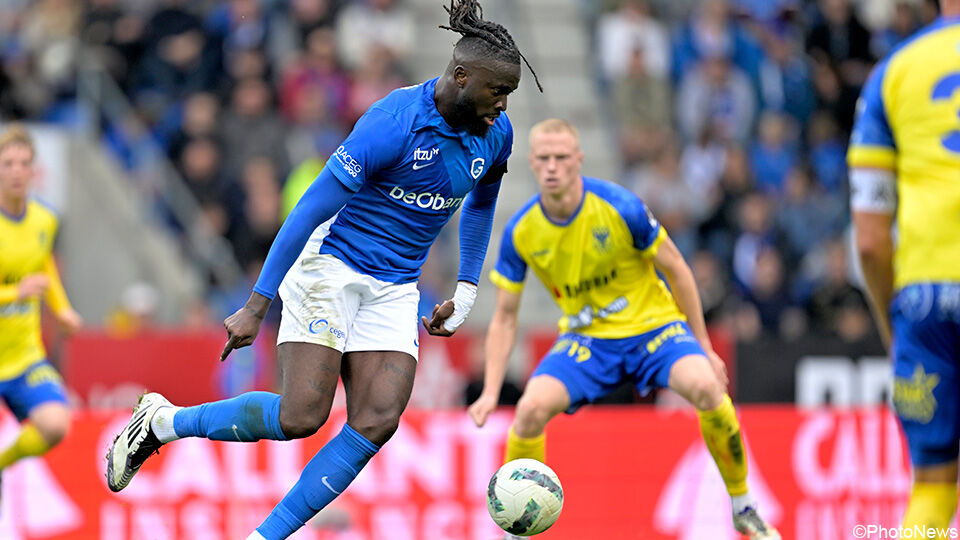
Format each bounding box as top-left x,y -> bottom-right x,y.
652,233 -> 728,387
468,286 -> 521,427
221,167 -> 356,361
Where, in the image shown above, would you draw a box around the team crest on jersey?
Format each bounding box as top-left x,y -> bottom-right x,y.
592,226 -> 610,253
470,157 -> 485,179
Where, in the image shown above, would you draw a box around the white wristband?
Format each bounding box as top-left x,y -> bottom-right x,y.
442,281 -> 478,332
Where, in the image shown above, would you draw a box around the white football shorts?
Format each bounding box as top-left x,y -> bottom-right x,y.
277,251 -> 421,361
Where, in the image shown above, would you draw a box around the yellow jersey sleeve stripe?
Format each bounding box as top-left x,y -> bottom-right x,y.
42,255 -> 71,314
847,145 -> 896,170
639,227 -> 667,257
489,269 -> 524,293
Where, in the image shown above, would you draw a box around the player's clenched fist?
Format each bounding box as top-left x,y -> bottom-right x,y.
221,293 -> 270,361
468,393 -> 498,427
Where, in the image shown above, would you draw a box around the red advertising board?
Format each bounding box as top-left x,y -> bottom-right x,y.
0,406 -> 918,539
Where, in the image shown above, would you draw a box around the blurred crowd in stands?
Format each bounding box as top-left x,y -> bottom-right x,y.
589,0 -> 936,345
0,0 -> 933,348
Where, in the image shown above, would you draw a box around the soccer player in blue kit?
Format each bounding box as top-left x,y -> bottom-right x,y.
105,2 -> 540,538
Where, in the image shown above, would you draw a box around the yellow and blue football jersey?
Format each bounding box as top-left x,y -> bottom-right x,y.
0,200 -> 71,380
847,17 -> 960,289
489,177 -> 684,339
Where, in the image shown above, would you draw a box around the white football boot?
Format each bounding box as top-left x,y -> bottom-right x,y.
105,392 -> 171,492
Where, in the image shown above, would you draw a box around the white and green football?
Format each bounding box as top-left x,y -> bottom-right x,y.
486,458 -> 564,536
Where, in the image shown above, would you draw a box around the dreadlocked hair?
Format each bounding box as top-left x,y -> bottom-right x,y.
439,0 -> 543,92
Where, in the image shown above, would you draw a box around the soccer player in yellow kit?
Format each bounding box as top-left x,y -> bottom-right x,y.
0,125 -> 81,499
469,119 -> 779,539
849,2 -> 960,535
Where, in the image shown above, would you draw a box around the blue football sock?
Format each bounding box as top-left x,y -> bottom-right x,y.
173,391 -> 287,442
256,423 -> 379,539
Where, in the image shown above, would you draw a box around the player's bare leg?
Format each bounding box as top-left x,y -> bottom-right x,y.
340,351 -> 417,446
507,375 -> 569,463
669,354 -> 781,540
248,351 -> 417,539
902,462 -> 958,537
107,342 -> 342,492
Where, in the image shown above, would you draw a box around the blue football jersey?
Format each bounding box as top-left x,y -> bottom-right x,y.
315,78 -> 513,283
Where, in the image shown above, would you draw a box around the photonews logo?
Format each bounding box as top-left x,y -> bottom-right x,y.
389,186 -> 465,211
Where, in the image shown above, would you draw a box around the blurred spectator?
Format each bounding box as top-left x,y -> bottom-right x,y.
615,46 -> 672,163
178,137 -> 233,206
680,124 -> 726,198
743,247 -> 790,335
219,76 -> 289,179
106,281 -> 160,336
676,54 -> 757,143
81,0 -> 145,88
871,1 -> 920,58
20,0 -> 82,93
757,22 -> 815,124
919,0 -> 941,25
166,91 -> 220,163
205,0 -> 270,60
698,143 -> 754,260
807,239 -> 872,342
749,111 -> 797,194
133,2 -> 219,108
229,157 -> 282,267
280,27 -> 352,127
806,0 -> 874,130
671,0 -> 764,82
626,137 -> 706,254
691,250 -> 734,323
774,165 -> 844,262
597,0 -> 671,81
335,0 -> 414,72
732,192 -> 776,290
806,110 -> 847,193
347,44 -> 407,122
285,82 -> 344,166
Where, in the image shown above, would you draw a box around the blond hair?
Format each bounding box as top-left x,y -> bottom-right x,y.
0,124 -> 35,159
528,118 -> 580,146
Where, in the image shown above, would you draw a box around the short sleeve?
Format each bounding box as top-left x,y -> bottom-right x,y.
616,194 -> 662,254
489,219 -> 526,293
848,62 -> 896,171
327,108 -> 405,191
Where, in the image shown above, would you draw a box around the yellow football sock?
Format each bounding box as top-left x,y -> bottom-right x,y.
697,394 -> 748,496
0,423 -> 50,469
902,482 -> 957,538
504,426 -> 546,463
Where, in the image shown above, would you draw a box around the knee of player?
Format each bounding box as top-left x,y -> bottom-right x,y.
348,409 -> 403,447
686,375 -> 725,411
279,408 -> 329,440
515,394 -> 555,431
36,415 -> 71,447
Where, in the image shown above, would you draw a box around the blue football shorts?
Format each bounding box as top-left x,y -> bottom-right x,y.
891,283 -> 960,466
532,320 -> 705,413
0,359 -> 69,421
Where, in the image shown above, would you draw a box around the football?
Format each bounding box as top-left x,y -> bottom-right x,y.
486,459 -> 564,536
